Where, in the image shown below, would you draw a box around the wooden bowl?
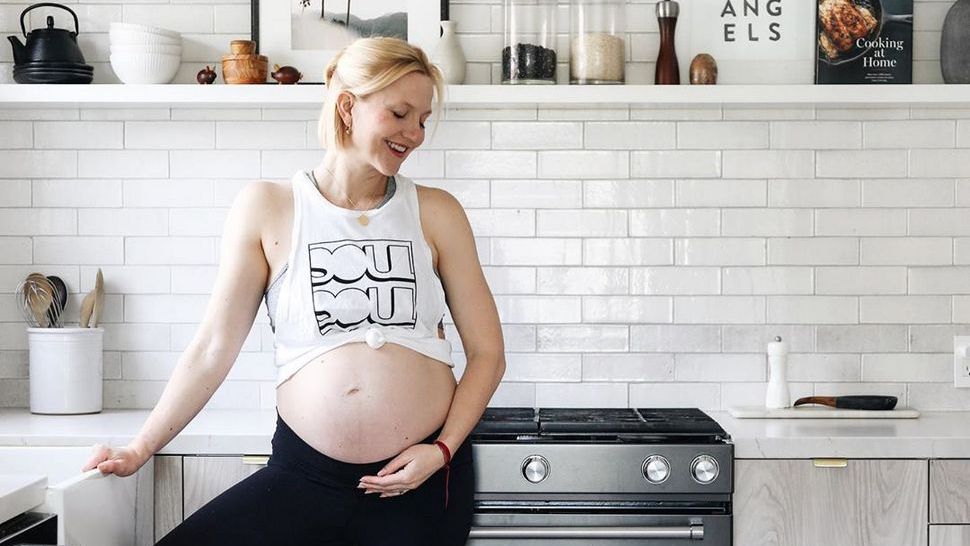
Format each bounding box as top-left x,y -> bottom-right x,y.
221,54 -> 268,84
230,40 -> 256,55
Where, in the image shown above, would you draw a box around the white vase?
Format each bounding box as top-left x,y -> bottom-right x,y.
431,20 -> 466,85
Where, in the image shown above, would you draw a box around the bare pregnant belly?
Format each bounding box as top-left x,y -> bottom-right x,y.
275,342 -> 457,463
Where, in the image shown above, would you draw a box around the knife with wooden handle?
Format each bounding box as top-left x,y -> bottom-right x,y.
793,395 -> 898,410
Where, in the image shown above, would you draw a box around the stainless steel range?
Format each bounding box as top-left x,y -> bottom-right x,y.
468,408 -> 733,545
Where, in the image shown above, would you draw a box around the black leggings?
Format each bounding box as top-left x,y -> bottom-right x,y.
156,411 -> 474,545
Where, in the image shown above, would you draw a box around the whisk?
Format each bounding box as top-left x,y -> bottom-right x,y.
15,273 -> 60,328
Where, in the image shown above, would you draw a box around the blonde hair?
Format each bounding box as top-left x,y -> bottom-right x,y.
319,37 -> 444,150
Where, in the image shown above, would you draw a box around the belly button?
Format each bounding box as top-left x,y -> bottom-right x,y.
345,386 -> 360,395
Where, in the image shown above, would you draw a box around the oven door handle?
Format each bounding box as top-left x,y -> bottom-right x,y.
468,523 -> 704,540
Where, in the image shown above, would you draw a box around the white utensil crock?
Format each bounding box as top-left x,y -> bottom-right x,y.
28,327 -> 103,415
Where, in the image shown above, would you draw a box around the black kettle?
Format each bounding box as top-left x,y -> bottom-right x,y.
8,3 -> 85,66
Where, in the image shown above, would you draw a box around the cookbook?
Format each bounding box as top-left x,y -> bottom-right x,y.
815,0 -> 913,84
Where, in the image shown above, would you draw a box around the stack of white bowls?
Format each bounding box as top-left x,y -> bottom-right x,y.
109,22 -> 182,84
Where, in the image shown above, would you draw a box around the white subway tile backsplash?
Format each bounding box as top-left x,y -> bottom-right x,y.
504,353 -> 581,382
723,267 -> 814,295
169,208 -> 227,236
582,354 -> 674,382
630,267 -> 720,295
721,325 -> 815,353
216,122 -> 306,149
768,179 -> 860,208
171,150 -> 259,179
584,238 -> 672,266
0,239 -> 30,264
676,238 -> 765,266
537,267 -> 627,294
767,237 -> 858,265
584,180 -> 674,208
492,122 -> 582,149
491,238 -> 582,266
788,354 -> 861,382
539,151 -> 629,179
79,150 -> 167,178
632,151 -> 720,178
79,208 -> 168,236
815,209 -> 907,236
537,382 -> 629,407
816,150 -> 907,178
678,122 -> 768,150
770,121 -> 861,150
859,296 -> 951,324
911,149 -> 970,177
815,266 -> 907,295
862,179 -> 954,207
125,122 -> 214,149
860,237 -> 952,266
0,151 -> 76,178
538,210 -> 627,237
537,325 -> 628,352
910,266 -> 970,294
492,180 -> 582,208
585,122 -> 675,150
721,209 -> 813,237
125,237 -> 217,265
447,151 -> 536,178
816,325 -> 908,353
862,354 -> 951,382
582,296 -> 672,323
911,325 -> 970,353
767,296 -> 858,324
863,120 -> 956,149
723,151 -> 814,179
483,267 -> 536,295
910,209 -> 970,236
675,296 -> 765,324
676,179 -> 766,207
0,122 -> 30,149
494,295 -> 581,323
629,382 -> 719,410
467,209 -> 535,236
32,179 -> 122,208
675,354 -> 765,382
34,122 -> 123,150
630,209 -> 719,237
125,294 -> 208,323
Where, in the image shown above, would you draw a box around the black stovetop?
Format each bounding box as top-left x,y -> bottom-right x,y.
471,407 -> 728,444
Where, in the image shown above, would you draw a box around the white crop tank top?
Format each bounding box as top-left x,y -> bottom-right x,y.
270,169 -> 454,387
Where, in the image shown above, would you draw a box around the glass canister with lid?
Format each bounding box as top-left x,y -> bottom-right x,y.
502,0 -> 558,84
570,0 -> 625,84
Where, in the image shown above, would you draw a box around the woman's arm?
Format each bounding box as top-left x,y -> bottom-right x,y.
427,187 -> 506,456
83,181 -> 275,476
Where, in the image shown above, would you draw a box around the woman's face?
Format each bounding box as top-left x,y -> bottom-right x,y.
345,71 -> 434,177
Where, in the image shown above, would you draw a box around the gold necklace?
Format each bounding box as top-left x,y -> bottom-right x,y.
316,168 -> 386,226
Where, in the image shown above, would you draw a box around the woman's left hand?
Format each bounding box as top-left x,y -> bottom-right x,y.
358,443 -> 446,498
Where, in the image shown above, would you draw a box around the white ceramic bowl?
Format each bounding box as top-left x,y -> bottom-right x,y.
110,52 -> 180,84
109,21 -> 181,40
109,28 -> 181,47
111,43 -> 182,56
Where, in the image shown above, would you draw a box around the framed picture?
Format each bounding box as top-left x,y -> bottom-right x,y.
251,0 -> 446,83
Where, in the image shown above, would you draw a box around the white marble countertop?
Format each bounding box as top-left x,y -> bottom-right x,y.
1,409 -> 969,459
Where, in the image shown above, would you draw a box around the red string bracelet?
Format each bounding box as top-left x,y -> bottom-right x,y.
433,440 -> 452,509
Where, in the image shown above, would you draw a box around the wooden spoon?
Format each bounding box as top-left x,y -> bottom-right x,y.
91,268 -> 104,327
79,290 -> 95,328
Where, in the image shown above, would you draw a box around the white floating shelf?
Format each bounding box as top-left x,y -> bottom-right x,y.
1,83 -> 969,109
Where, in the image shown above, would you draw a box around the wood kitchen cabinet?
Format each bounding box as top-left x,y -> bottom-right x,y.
930,460 -> 970,546
734,459 -> 928,546
153,454 -> 267,542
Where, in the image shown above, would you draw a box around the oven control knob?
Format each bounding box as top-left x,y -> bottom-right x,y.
642,455 -> 670,484
522,455 -> 550,484
691,455 -> 719,484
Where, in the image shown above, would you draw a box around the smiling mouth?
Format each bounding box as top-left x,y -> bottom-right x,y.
385,139 -> 408,156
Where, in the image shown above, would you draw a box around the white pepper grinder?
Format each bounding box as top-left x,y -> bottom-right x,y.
765,336 -> 790,409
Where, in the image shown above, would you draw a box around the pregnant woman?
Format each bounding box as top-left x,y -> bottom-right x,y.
82,37 -> 506,545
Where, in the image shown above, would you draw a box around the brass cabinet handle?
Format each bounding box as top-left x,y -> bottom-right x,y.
242,455 -> 269,466
813,458 -> 848,468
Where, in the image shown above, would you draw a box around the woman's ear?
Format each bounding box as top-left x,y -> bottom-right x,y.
336,91 -> 356,127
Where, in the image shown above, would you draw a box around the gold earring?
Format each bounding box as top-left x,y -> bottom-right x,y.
345,125 -> 352,135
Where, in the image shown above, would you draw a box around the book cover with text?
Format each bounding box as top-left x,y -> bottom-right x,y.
815,0 -> 913,84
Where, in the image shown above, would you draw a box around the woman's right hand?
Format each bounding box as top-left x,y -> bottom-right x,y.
82,443 -> 150,477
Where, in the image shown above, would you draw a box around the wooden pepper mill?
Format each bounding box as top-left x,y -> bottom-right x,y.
655,1 -> 680,85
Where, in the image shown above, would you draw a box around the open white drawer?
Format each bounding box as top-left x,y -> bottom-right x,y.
0,447 -> 150,546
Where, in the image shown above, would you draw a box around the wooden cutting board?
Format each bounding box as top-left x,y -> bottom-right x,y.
728,406 -> 920,419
